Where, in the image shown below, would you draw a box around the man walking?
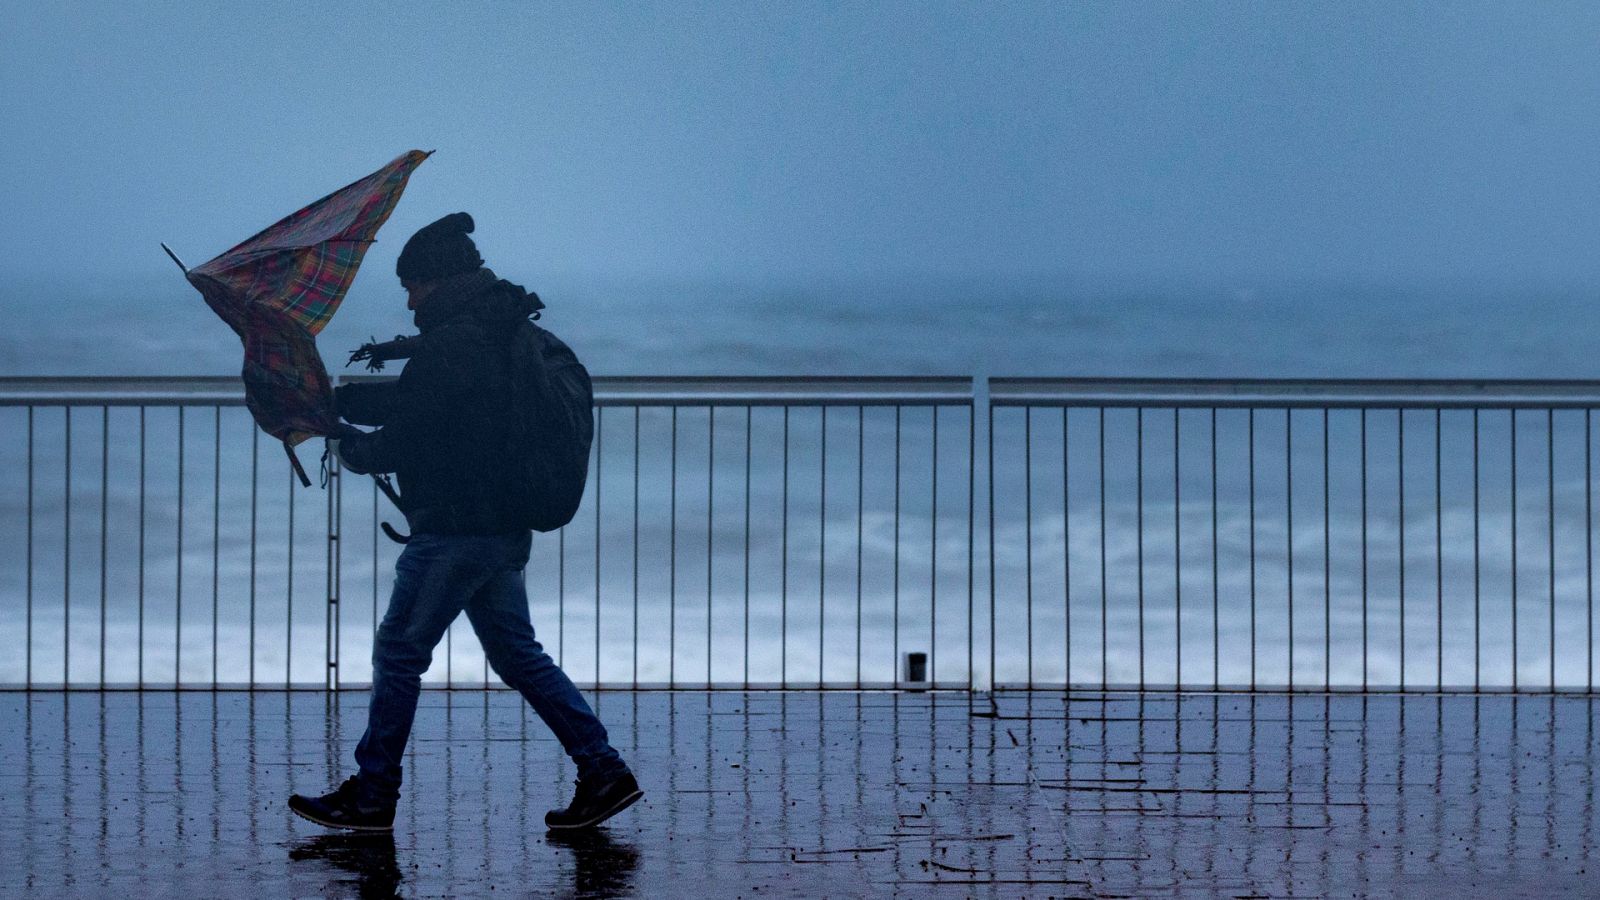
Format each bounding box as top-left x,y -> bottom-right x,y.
289,213 -> 641,832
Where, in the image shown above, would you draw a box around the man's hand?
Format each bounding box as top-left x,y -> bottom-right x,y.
326,423 -> 367,471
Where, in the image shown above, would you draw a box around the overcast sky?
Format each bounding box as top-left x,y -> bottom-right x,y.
3,1 -> 1599,289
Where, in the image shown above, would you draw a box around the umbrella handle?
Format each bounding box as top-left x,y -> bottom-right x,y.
380,521 -> 411,545
373,474 -> 411,544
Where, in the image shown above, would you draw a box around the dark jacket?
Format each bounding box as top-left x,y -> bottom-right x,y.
336,267 -> 546,535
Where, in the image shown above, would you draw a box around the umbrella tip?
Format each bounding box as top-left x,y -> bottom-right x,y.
160,243 -> 188,273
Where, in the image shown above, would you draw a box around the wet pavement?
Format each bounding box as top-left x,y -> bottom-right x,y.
3,690 -> 1600,897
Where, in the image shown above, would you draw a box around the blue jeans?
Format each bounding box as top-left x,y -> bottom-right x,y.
354,531 -> 625,803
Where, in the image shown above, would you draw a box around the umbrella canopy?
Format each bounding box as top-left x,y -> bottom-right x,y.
168,149 -> 430,484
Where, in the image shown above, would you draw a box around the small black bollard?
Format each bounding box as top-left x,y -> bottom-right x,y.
903,651 -> 928,689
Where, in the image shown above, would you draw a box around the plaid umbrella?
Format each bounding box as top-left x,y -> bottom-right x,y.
165,150 -> 430,484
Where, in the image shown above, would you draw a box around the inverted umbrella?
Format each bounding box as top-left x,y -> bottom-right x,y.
163,149 -> 431,485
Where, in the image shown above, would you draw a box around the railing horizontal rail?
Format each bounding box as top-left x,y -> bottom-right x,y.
358,374 -> 974,407
3,375 -> 975,408
991,377 -> 1600,409
0,377 -> 250,406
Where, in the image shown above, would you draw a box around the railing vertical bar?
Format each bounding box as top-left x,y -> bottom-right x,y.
893,405 -> 900,685
248,424 -> 256,687
596,407 -> 604,688
930,405 -> 938,684
324,443 -> 337,691
1360,408 -> 1369,691
967,402 -> 975,691
1287,409 -> 1294,691
1473,409 -> 1481,691
857,406 -> 865,690
1211,407 -> 1219,691
333,449 -> 342,691
670,405 -> 679,686
1248,408 -> 1256,690
1436,408 -> 1443,691
176,407 -> 184,688
779,405 -> 787,688
443,602 -> 454,686
987,402 -> 996,690
212,407 -> 220,688
741,407 -> 749,690
820,406 -> 826,685
1099,407 -> 1108,687
1323,408 -> 1331,689
1136,407 -> 1145,689
1064,407 -> 1072,689
705,406 -> 712,686
1588,407 -> 1594,694
1512,409 -> 1520,691
1398,409 -> 1406,691
285,446 -> 293,690
64,406 -> 72,686
634,407 -> 642,689
372,474 -> 378,636
556,506 -> 568,680
139,407 -> 148,686
1549,407 -> 1556,693
99,406 -> 108,689
1174,407 -> 1181,689
26,406 -> 35,688
1024,406 -> 1033,685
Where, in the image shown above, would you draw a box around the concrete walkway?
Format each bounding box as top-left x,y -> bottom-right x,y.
4,690 -> 1599,897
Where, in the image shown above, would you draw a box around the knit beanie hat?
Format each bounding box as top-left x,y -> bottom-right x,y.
396,212 -> 483,283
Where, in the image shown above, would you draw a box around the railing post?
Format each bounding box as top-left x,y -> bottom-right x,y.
325,449 -> 340,691
967,385 -> 977,692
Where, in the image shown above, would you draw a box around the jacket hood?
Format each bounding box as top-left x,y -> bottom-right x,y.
413,267 -> 544,333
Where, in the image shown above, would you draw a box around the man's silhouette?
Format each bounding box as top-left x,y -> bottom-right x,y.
288,213 -> 640,832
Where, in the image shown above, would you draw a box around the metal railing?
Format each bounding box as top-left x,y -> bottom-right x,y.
989,378 -> 1600,692
0,376 -> 975,691
7,376 -> 1600,693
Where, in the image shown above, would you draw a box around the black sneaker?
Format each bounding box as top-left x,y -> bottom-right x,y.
545,770 -> 643,831
289,776 -> 396,832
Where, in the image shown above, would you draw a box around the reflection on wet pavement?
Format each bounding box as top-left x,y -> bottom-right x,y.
4,690 -> 1599,896
288,833 -> 404,898
544,828 -> 641,898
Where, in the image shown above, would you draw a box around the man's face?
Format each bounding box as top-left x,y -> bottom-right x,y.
402,279 -> 437,311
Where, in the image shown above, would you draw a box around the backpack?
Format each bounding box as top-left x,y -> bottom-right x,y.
506,321 -> 594,532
